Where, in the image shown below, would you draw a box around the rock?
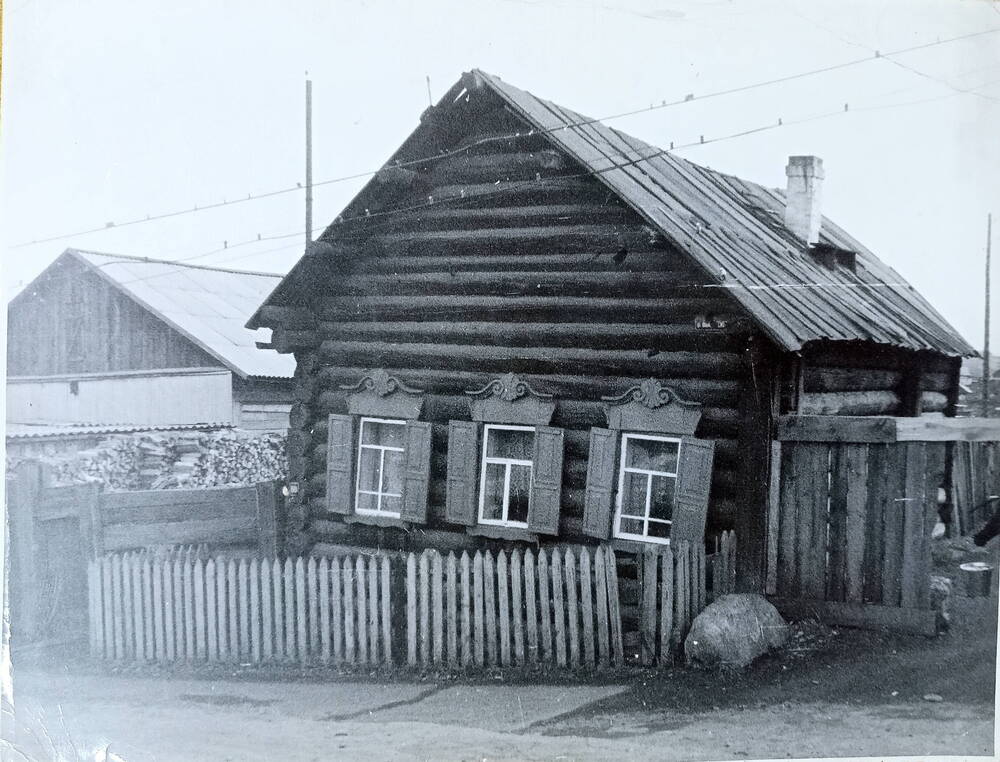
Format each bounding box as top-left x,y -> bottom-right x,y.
684,594 -> 789,669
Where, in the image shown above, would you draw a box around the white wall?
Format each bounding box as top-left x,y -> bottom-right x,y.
6,368 -> 234,426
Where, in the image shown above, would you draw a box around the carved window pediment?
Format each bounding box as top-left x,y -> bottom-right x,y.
340,369 -> 424,420
602,378 -> 702,435
465,373 -> 555,425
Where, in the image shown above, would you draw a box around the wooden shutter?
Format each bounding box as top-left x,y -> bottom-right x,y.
582,427 -> 619,539
445,420 -> 481,526
399,421 -> 433,524
325,414 -> 356,515
527,426 -> 564,535
671,436 -> 715,544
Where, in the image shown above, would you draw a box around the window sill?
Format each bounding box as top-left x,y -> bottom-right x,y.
344,513 -> 411,531
468,524 -> 539,543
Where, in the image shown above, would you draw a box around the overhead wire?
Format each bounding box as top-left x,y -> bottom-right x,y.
9,26 -> 1000,251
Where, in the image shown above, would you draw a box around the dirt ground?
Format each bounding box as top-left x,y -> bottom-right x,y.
5,590 -> 995,762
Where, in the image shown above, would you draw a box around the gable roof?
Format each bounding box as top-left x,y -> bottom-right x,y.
22,249 -> 296,379
252,69 -> 973,358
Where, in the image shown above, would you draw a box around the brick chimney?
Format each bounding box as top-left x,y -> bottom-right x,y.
784,155 -> 824,244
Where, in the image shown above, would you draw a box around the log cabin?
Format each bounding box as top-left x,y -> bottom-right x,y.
248,70 -> 974,591
7,249 -> 296,435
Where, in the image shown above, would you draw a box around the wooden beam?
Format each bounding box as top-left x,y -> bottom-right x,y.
799,391 -> 901,416
778,415 -> 898,442
894,416 -> 1000,442
769,597 -> 938,637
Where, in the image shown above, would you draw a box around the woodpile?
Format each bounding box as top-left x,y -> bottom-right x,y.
44,430 -> 287,490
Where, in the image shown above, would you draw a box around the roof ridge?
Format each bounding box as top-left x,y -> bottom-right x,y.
68,248 -> 286,278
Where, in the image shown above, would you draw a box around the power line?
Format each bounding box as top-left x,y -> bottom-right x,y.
10,26 -> 999,251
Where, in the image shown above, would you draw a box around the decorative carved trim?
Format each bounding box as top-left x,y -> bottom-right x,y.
465,373 -> 556,425
341,369 -> 424,419
602,379 -> 702,434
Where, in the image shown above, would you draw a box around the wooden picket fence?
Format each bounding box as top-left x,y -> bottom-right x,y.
88,550 -> 392,665
404,545 -> 624,670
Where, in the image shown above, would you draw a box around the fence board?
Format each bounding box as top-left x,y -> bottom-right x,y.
419,551 -> 430,666
641,551 -> 658,666
228,560 -> 240,662
446,552 -> 458,668
862,444 -> 888,604
484,551 -> 498,667
524,549 -> 539,665
473,551 -> 485,667
319,557 -> 331,664
171,558 -> 184,661
537,549 -> 553,665
261,560 -> 273,661
142,559 -> 155,661
343,557 -> 355,663
355,556 -> 368,665
205,560 -> 218,661
431,552 -> 444,665
164,559 -> 177,662
510,550 -> 525,666
331,557 -> 344,664
368,556 -> 380,664
132,556 -> 146,660
381,556 -> 392,667
497,551 -> 511,667
605,548 -> 624,666
460,551 -> 472,667
406,553 -> 417,667
881,444 -> 907,607
192,558 -> 204,661
659,546 -> 673,665
239,559 -> 252,661
900,443 -> 927,609
283,559 -> 296,660
122,554 -> 135,659
250,560 -> 262,663
563,549 -> 580,669
152,557 -> 165,662
579,548 -> 595,667
594,546 -> 609,667
843,444 -> 869,603
87,562 -> 100,658
551,550 -> 567,668
307,558 -> 319,661
776,444 -> 798,598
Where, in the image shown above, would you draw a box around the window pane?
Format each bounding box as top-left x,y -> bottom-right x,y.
618,517 -> 644,536
625,437 -> 678,473
381,494 -> 402,516
481,463 -> 506,521
620,471 -> 648,517
487,427 -> 534,460
356,492 -> 378,514
383,449 -> 404,496
648,520 -> 671,540
649,475 -> 676,521
362,420 -> 405,448
357,448 -> 381,492
508,464 -> 532,524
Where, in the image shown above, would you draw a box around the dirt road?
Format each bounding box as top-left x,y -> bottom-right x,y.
5,596 -> 996,761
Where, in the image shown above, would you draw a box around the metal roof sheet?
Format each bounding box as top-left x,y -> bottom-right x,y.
67,250 -> 296,378
477,70 -> 974,357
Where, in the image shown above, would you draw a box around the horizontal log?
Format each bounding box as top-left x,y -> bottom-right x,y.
894,416 -> 1000,442
803,367 -> 903,393
373,224 -> 663,257
318,340 -> 744,379
425,150 -> 571,184
317,322 -> 747,353
354,251 -> 699,275
777,415 -> 898,442
919,391 -> 948,413
382,203 -> 633,232
769,598 -> 937,637
423,177 -> 608,208
920,371 -> 954,394
803,345 -> 955,375
320,295 -> 739,323
254,305 -> 317,330
334,270 -> 711,298
314,365 -> 742,406
799,391 -> 901,416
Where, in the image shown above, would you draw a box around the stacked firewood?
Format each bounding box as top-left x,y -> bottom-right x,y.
45,430 -> 287,490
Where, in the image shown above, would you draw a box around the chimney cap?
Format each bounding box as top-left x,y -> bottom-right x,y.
786,155 -> 824,178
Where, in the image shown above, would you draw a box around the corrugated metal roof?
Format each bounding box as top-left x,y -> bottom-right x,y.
68,250 -> 296,378
477,70 -> 974,357
6,422 -> 233,440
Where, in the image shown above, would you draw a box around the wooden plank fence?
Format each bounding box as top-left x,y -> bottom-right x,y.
952,441 -> 1000,536
404,545 -> 625,670
89,550 -> 392,666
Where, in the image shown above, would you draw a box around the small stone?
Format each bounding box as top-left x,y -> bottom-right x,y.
923,693 -> 944,702
891,691 -> 899,697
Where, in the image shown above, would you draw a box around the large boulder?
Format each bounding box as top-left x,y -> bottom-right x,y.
684,594 -> 788,668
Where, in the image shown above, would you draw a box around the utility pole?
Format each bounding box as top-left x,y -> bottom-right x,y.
984,212 -> 993,417
305,75 -> 313,247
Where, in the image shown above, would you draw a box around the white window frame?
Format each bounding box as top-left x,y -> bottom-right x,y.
613,432 -> 682,546
355,416 -> 407,518
478,423 -> 534,528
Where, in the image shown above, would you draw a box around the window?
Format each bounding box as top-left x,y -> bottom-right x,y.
355,417 -> 406,517
613,433 -> 680,544
478,424 -> 535,528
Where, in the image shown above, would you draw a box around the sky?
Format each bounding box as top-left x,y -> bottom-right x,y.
1,0 -> 999,349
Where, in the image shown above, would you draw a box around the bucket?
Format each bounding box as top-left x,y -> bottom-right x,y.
959,562 -> 994,598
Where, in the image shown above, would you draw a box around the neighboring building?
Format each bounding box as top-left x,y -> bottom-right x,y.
249,70 -> 974,589
7,250 -> 295,435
